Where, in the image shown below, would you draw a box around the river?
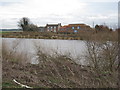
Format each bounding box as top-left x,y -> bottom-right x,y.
2,38 -> 87,65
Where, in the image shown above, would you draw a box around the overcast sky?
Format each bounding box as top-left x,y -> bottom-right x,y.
0,0 -> 119,29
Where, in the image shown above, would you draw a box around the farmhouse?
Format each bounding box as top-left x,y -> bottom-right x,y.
45,23 -> 61,32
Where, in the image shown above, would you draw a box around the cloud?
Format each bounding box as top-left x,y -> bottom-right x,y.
87,14 -> 117,20
0,0 -> 87,17
0,0 -> 87,28
78,0 -> 119,2
0,0 -> 118,29
1,18 -> 19,29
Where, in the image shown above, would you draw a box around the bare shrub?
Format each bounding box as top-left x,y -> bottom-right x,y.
33,42 -> 50,63
2,40 -> 10,60
2,39 -> 28,64
85,32 -> 118,88
33,41 -> 72,63
33,42 -> 79,86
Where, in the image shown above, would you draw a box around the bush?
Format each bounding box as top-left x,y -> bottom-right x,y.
85,32 -> 118,87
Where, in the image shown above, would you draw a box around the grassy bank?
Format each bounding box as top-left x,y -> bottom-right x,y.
2,37 -> 118,88
4,51 -> 117,88
2,31 -> 118,40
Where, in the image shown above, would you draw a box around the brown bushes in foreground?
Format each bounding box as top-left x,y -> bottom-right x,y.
2,31 -> 119,88
33,40 -> 118,88
85,31 -> 119,88
2,39 -> 29,64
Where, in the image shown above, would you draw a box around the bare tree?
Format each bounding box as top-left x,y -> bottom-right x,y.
18,17 -> 30,31
28,24 -> 39,31
18,17 -> 39,31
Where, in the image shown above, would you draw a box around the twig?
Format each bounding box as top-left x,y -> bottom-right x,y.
13,79 -> 33,88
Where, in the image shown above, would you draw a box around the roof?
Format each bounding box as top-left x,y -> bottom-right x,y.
60,25 -> 70,29
39,26 -> 45,28
68,24 -> 89,27
47,24 -> 58,26
46,23 -> 61,26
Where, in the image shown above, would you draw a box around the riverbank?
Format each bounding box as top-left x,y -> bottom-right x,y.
1,31 -> 83,40
3,50 -> 118,88
2,54 -> 112,88
2,54 -> 90,88
1,31 -> 117,40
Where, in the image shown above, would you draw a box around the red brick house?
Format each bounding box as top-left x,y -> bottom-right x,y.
59,24 -> 92,34
45,23 -> 61,32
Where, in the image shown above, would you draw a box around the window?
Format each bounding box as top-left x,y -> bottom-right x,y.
47,27 -> 49,31
72,27 -> 74,29
77,26 -> 80,29
74,30 -> 78,33
54,26 -> 56,28
51,27 -> 53,29
48,27 -> 51,31
54,30 -> 56,32
54,26 -> 56,30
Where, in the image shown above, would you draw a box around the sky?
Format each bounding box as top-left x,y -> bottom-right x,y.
0,0 -> 119,29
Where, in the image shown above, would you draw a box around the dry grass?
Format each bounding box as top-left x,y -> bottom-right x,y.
2,30 -> 117,40
2,39 -> 29,64
2,31 -> 119,88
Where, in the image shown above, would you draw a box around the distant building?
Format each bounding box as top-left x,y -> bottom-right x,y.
59,24 -> 92,34
45,23 -> 61,32
39,26 -> 46,32
58,25 -> 70,34
38,23 -> 92,33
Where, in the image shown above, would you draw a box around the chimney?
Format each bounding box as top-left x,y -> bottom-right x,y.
58,23 -> 61,26
58,23 -> 61,31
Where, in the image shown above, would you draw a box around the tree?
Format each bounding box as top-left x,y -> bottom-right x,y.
28,24 -> 39,31
18,17 -> 39,31
95,24 -> 111,32
18,17 -> 30,31
95,25 -> 100,30
95,24 -> 100,33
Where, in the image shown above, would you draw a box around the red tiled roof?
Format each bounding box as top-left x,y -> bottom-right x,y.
68,24 -> 89,27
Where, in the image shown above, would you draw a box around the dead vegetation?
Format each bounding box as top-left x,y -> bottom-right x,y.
2,30 -> 117,40
2,31 -> 119,88
2,39 -> 29,65
85,31 -> 118,88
